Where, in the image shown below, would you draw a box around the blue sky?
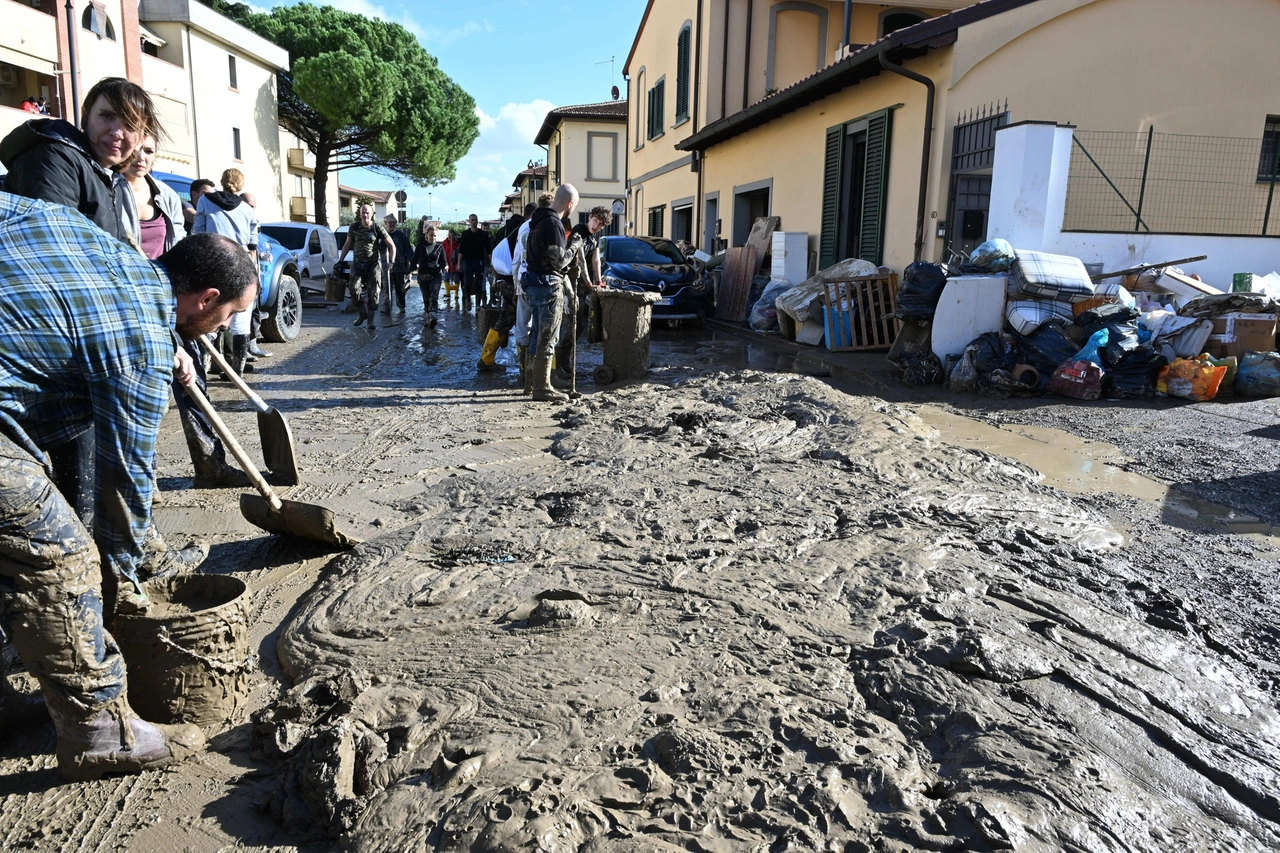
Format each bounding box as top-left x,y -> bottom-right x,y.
316,0 -> 647,224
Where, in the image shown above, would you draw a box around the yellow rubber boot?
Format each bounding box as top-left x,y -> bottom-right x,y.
476,329 -> 506,372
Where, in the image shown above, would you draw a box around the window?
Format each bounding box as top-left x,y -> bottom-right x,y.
587,132 -> 618,181
232,127 -> 242,161
1259,116 -> 1280,182
675,25 -> 691,125
820,109 -> 893,267
634,67 -> 646,147
647,205 -> 665,237
81,3 -> 115,40
647,79 -> 665,140
881,10 -> 927,37
228,55 -> 238,90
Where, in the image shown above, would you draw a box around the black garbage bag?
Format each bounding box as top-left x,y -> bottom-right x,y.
1100,322 -> 1141,368
897,349 -> 945,386
1076,302 -> 1139,335
1010,321 -> 1077,387
1102,346 -> 1167,398
971,332 -> 1017,377
895,262 -> 953,320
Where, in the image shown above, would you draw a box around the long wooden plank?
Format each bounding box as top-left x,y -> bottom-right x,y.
716,245 -> 758,322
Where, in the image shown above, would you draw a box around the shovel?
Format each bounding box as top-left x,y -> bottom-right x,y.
181,381 -> 360,549
198,336 -> 300,485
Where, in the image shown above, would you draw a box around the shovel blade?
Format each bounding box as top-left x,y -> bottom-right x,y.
239,494 -> 360,549
256,408 -> 301,485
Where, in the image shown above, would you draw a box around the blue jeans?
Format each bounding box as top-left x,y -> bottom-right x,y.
525,281 -> 565,360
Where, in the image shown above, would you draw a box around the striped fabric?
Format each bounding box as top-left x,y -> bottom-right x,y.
0,192 -> 175,586
1006,298 -> 1074,335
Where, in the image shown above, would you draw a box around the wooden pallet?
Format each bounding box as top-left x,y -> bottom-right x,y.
715,245 -> 758,322
821,274 -> 900,352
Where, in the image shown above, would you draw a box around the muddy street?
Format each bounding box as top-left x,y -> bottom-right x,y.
2,289 -> 1279,852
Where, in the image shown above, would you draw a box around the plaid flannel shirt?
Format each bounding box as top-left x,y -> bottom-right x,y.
0,192 -> 175,586
1012,250 -> 1096,304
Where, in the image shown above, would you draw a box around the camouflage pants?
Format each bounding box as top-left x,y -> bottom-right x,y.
348,259 -> 381,315
492,274 -> 517,336
0,435 -> 125,713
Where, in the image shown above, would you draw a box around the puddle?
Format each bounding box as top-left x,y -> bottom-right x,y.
918,405 -> 1280,546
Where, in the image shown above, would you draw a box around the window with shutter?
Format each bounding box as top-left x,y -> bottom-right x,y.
648,206 -> 665,237
818,108 -> 893,268
675,26 -> 691,124
858,110 -> 892,264
819,125 -> 843,269
647,80 -> 666,140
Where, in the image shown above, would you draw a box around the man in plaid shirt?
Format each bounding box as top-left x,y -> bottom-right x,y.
0,192 -> 256,780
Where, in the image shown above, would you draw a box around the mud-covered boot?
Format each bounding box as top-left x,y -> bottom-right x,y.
0,653 -> 44,730
138,522 -> 208,583
477,329 -> 506,372
353,303 -> 368,327
230,335 -> 250,376
48,695 -> 205,783
531,356 -> 568,403
516,344 -> 529,384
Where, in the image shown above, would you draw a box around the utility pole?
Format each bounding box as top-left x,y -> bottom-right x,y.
64,0 -> 81,125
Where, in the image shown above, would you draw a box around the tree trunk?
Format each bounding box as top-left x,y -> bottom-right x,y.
313,129 -> 333,228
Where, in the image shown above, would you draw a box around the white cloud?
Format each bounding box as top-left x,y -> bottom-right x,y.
396,99 -> 556,223
322,0 -> 487,46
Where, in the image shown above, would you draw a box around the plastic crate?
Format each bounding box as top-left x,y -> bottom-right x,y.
822,274 -> 900,351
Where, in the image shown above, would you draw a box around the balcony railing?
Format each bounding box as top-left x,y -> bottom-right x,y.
290,196 -> 315,220
287,147 -> 315,173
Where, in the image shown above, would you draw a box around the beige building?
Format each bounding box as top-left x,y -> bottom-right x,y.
281,130 -> 340,224
627,0 -> 1280,273
511,163 -> 548,211
0,0 -> 289,221
338,184 -> 401,223
138,0 -> 288,221
533,100 -> 627,232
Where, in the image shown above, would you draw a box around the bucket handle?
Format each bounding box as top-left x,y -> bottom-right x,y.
156,626 -> 251,674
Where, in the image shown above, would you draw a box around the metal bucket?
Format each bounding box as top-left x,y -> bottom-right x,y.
325,275 -> 347,303
114,574 -> 251,729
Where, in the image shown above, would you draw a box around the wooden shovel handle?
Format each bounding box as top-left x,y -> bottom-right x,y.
197,336 -> 269,415
181,380 -> 283,511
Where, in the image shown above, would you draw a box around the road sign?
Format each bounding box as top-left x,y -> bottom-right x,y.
394,189 -> 408,204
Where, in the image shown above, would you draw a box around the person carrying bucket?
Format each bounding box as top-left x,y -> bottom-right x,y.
0,194 -> 258,780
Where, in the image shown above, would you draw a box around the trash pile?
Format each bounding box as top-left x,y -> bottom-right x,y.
889,239 -> 1280,402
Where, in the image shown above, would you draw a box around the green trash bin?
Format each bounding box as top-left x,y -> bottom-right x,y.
593,289 -> 662,385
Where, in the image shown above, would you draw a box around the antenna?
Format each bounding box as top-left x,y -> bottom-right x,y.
596,55 -> 615,97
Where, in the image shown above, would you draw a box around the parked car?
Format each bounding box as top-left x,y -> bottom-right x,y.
260,221 -> 339,284
153,170 -> 303,342
599,235 -> 710,322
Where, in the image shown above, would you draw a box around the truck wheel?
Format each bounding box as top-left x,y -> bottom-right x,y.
261,274 -> 302,342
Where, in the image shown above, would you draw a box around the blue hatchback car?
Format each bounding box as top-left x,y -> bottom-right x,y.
154,171 -> 303,342
599,235 -> 710,323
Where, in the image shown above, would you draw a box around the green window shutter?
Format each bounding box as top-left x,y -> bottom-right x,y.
656,80 -> 665,136
646,88 -> 655,139
858,108 -> 893,265
819,123 -> 843,269
675,27 -> 691,123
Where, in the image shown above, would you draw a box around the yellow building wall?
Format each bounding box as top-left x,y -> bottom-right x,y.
948,0 -> 1280,236
701,49 -> 947,273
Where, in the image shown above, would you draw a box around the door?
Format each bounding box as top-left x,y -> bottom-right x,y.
704,197 -> 719,253
307,229 -> 323,278
948,174 -> 993,260
837,126 -> 868,263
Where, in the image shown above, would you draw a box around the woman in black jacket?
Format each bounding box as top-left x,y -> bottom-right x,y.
414,219 -> 446,328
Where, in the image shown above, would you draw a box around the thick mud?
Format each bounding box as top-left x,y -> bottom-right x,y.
3,290 -> 1278,852
254,373 -> 1280,851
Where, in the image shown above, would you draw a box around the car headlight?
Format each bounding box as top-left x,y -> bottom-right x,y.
603,273 -> 626,288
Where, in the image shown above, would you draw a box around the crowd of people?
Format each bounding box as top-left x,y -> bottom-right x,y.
0,77 -> 274,780
361,189 -> 613,401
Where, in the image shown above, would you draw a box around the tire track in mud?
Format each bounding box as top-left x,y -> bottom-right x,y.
250,372 -> 1280,852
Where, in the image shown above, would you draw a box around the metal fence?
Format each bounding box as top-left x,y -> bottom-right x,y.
1063,128 -> 1280,237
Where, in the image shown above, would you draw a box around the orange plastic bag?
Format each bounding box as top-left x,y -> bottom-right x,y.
1157,355 -> 1228,402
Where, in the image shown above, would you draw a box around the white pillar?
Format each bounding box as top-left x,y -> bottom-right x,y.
987,122 -> 1075,251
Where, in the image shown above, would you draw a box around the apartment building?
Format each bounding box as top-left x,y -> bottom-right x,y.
626,0 -> 1280,272
533,99 -> 627,232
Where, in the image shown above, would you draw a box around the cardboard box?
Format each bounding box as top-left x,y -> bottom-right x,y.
1205,313 -> 1277,358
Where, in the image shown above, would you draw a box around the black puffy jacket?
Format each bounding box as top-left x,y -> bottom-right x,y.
0,119 -> 128,243
525,205 -> 571,276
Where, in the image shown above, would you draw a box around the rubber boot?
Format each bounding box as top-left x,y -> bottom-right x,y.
531,356 -> 569,402
353,303 -> 368,326
477,329 -> 506,372
46,693 -> 205,783
516,344 -> 529,384
230,335 -> 249,376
